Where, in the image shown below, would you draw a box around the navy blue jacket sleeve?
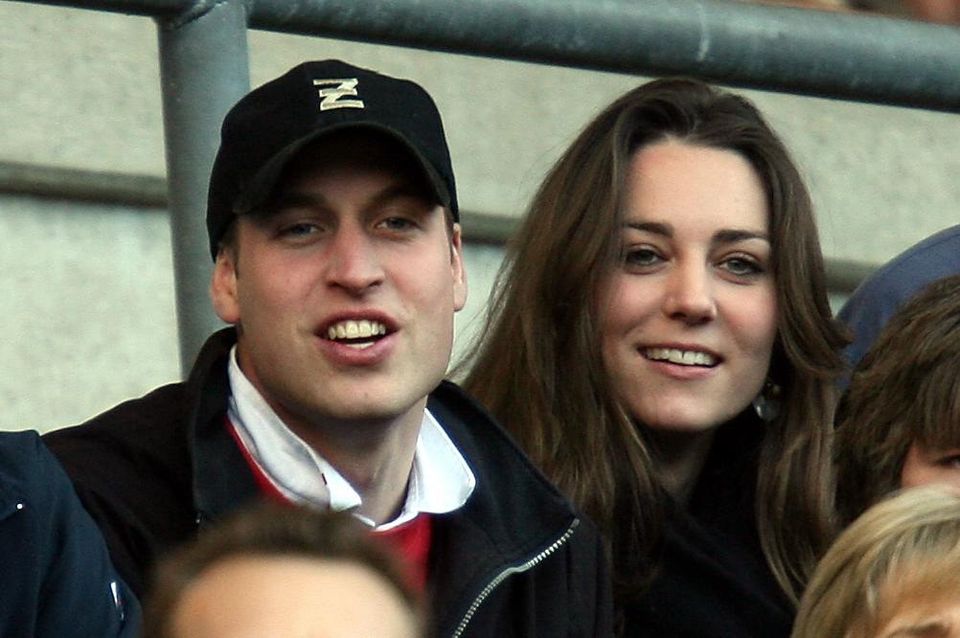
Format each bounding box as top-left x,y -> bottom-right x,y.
0,431 -> 141,638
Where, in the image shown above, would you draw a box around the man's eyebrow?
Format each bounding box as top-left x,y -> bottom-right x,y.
364,182 -> 438,211
266,183 -> 435,214
266,190 -> 327,212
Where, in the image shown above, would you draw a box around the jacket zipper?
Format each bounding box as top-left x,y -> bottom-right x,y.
450,518 -> 580,638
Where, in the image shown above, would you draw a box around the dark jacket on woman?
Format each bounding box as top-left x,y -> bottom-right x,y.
0,430 -> 139,638
623,414 -> 794,637
44,328 -> 613,638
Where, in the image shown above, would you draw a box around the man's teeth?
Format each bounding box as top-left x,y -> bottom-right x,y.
327,320 -> 387,341
645,348 -> 716,366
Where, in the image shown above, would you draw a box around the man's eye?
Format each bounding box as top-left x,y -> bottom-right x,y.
378,217 -> 418,232
280,222 -> 319,237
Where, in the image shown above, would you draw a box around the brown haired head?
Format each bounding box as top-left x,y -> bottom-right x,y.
462,77 -> 848,602
836,274 -> 960,525
142,504 -> 423,638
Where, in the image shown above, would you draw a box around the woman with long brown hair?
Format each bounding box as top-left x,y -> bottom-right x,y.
462,78 -> 848,635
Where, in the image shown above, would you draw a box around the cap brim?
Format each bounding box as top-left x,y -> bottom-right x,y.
233,122 -> 452,218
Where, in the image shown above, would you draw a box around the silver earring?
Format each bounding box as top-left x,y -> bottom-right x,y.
752,380 -> 781,423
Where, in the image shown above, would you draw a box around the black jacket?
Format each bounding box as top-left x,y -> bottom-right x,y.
45,329 -> 612,637
0,431 -> 140,638
623,414 -> 794,637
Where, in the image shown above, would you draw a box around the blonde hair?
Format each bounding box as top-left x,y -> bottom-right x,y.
793,486 -> 960,638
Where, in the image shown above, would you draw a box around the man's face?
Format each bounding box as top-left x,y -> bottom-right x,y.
900,442 -> 960,492
170,555 -> 420,638
211,132 -> 467,435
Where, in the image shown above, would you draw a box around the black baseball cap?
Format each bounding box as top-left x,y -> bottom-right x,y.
206,59 -> 458,259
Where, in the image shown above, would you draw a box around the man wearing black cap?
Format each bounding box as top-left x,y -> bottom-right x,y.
44,60 -> 611,636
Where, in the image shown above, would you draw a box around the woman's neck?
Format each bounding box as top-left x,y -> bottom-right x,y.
645,428 -> 717,506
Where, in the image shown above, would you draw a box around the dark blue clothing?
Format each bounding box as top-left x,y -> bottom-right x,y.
624,413 -> 793,637
0,430 -> 139,638
839,224 -> 960,383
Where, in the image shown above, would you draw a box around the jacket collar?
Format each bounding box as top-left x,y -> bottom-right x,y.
185,328 -> 260,526
184,330 -> 579,566
426,381 -> 580,634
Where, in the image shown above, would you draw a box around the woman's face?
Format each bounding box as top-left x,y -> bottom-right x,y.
599,139 -> 778,434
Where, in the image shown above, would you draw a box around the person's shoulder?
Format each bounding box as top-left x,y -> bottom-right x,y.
842,224 -> 960,315
0,430 -> 91,528
0,429 -> 43,462
839,225 -> 960,371
0,430 -> 53,489
44,328 -> 237,448
41,381 -> 197,490
44,382 -> 189,445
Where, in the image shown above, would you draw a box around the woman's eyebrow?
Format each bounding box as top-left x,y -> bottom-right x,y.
713,229 -> 770,244
625,221 -> 672,236
623,222 -> 768,247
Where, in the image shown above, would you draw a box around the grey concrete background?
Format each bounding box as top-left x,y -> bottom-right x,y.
1,2 -> 957,431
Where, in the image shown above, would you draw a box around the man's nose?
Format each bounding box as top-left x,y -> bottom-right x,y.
324,225 -> 385,294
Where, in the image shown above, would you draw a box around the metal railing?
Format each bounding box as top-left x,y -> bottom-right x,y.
14,0 -> 960,372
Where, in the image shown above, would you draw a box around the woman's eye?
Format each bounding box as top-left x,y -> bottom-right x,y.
720,256 -> 763,277
623,247 -> 662,268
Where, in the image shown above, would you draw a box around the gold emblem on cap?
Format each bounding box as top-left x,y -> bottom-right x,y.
313,78 -> 365,111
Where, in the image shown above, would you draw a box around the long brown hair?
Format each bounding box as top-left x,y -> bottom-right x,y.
461,78 -> 848,603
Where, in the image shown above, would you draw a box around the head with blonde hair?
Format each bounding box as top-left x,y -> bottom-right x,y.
793,486 -> 960,638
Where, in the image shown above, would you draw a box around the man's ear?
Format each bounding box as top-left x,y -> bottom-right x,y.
210,247 -> 241,324
450,223 -> 468,312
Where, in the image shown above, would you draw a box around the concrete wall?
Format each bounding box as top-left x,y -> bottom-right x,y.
2,2 -> 958,431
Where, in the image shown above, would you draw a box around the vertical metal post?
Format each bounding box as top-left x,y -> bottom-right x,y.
156,0 -> 250,375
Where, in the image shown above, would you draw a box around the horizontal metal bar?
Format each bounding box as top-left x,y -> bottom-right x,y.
26,0 -> 190,18
21,0 -> 960,112
826,258 -> 876,293
0,161 -> 167,208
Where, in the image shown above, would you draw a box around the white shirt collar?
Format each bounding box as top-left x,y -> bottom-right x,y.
226,346 -> 475,531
